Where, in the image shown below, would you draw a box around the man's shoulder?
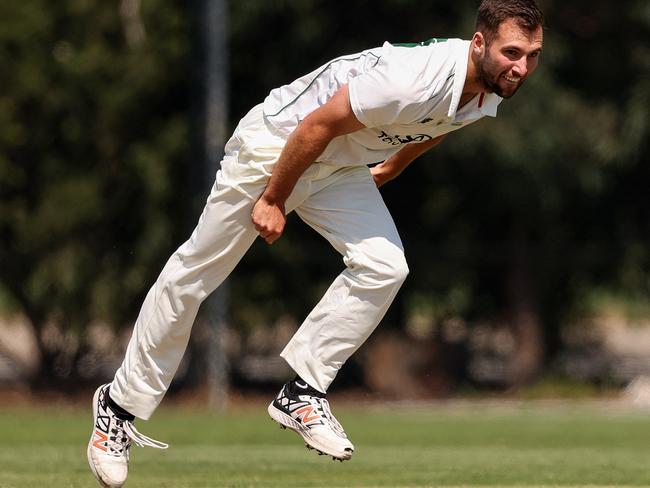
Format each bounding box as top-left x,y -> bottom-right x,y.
375,38 -> 467,97
379,38 -> 467,78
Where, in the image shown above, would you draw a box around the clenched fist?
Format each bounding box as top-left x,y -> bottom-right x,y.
251,196 -> 286,244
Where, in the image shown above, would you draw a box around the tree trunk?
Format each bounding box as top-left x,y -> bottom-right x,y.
505,229 -> 545,387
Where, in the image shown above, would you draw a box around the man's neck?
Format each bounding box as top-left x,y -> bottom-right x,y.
460,49 -> 483,108
458,92 -> 477,109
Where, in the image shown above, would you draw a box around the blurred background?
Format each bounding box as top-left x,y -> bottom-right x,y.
0,0 -> 648,406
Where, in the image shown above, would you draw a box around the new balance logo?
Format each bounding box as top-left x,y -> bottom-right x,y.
92,430 -> 108,452
294,405 -> 321,424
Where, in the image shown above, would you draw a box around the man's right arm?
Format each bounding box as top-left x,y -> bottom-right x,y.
251,85 -> 365,244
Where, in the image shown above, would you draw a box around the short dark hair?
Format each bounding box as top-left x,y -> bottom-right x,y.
475,0 -> 544,43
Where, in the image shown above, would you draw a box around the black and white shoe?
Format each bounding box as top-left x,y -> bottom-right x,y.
87,384 -> 168,488
268,380 -> 354,461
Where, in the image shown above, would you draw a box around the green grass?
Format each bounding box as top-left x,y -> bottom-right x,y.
1,399 -> 650,487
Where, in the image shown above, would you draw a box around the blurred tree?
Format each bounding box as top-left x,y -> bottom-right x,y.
0,0 -> 647,392
0,0 -> 192,384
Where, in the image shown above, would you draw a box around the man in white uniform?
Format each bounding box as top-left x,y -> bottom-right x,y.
87,0 -> 544,486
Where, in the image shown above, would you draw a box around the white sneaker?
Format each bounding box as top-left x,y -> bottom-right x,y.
87,384 -> 168,488
268,381 -> 354,461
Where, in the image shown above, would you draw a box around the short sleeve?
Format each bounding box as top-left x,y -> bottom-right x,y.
348,55 -> 426,128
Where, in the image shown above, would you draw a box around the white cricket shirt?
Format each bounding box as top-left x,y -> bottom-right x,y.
263,38 -> 502,166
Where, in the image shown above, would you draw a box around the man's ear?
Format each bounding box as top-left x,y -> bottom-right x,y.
471,31 -> 486,56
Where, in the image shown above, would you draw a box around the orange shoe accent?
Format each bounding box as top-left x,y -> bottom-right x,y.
295,405 -> 320,424
92,430 -> 109,452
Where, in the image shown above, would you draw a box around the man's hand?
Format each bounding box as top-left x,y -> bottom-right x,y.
251,196 -> 286,244
370,135 -> 447,188
370,163 -> 393,188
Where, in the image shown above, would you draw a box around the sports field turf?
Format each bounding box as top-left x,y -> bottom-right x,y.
1,399 -> 649,487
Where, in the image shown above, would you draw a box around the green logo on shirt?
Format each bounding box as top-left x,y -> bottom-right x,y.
392,38 -> 449,48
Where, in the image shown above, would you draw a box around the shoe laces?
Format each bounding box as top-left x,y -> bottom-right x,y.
123,421 -> 169,449
108,418 -> 169,456
318,398 -> 347,438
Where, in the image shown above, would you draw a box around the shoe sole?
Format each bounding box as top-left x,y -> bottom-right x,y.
267,402 -> 353,461
87,385 -> 113,488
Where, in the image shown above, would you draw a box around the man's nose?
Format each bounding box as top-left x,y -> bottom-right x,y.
512,57 -> 528,78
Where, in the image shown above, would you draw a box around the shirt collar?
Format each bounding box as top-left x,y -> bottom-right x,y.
447,40 -> 502,119
479,92 -> 501,117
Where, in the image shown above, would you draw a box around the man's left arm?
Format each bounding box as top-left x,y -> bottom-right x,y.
370,135 -> 446,187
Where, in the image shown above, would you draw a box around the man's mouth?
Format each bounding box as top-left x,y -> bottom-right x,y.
502,74 -> 521,84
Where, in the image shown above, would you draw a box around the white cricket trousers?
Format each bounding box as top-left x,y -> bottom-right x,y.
110,105 -> 409,420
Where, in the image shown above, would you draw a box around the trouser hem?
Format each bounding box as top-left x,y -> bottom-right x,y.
280,340 -> 337,394
109,380 -> 161,421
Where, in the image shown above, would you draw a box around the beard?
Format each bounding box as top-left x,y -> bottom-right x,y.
477,52 -> 524,99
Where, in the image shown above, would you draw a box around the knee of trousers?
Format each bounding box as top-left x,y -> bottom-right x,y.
347,247 -> 409,289
155,253 -> 212,317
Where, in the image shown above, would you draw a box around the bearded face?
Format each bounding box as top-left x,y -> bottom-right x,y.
476,45 -> 526,98
474,19 -> 543,99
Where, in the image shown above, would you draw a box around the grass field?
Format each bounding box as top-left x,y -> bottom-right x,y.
1,398 -> 650,487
